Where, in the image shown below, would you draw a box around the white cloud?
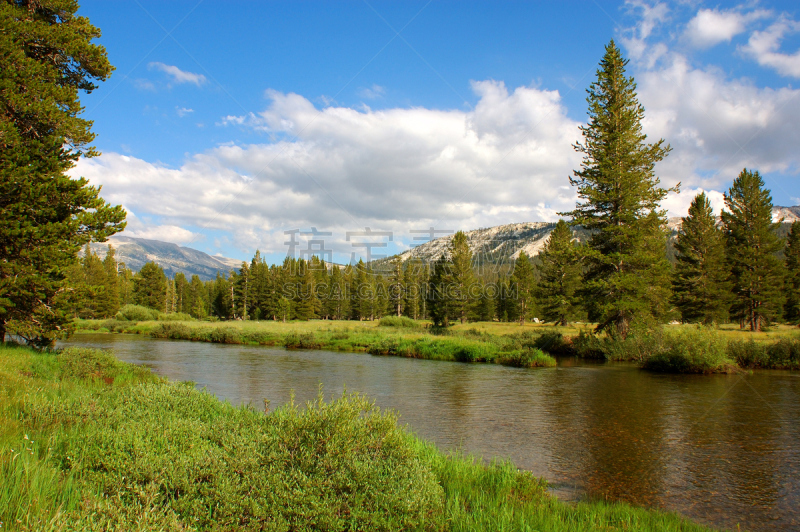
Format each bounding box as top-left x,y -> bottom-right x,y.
661,188 -> 727,218
741,17 -> 800,78
121,209 -> 204,245
147,62 -> 207,86
637,54 -> 800,194
74,82 -> 583,254
621,0 -> 670,60
358,84 -> 386,99
684,8 -> 769,49
176,107 -> 194,117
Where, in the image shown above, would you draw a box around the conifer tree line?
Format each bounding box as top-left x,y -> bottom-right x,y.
60,40 -> 797,333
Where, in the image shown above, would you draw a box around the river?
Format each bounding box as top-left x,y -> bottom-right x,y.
62,333 -> 800,531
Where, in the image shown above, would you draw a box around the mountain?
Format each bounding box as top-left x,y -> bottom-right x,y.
87,235 -> 242,281
394,205 -> 799,266
390,222 -> 591,267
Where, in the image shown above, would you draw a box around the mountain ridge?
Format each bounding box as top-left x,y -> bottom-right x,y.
87,235 -> 242,281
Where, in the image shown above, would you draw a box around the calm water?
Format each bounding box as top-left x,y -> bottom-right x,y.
62,334 -> 800,532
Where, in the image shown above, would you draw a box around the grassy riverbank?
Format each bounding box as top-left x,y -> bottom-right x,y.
1,343 -> 714,531
74,316 -> 800,373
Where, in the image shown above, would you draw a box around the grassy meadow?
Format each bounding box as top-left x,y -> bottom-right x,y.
0,342 -> 715,531
74,315 -> 800,373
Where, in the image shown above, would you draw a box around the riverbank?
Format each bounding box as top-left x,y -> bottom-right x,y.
73,317 -> 800,373
1,343 -> 714,531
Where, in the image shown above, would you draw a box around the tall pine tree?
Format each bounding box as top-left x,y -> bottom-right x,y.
672,193 -> 730,324
448,231 -> 475,324
562,40 -> 673,338
536,221 -> 582,326
0,1 -> 126,344
722,169 -> 784,331
510,252 -> 536,325
784,221 -> 800,324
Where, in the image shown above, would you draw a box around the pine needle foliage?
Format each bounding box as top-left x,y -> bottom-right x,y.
0,0 -> 126,344
672,193 -> 730,324
536,220 -> 582,326
510,252 -> 536,325
722,169 -> 785,331
562,40 -> 674,338
785,221 -> 800,324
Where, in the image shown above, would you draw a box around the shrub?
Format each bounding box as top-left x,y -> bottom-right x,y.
100,319 -> 130,333
368,336 -> 401,356
641,328 -> 736,374
497,349 -> 557,368
150,323 -> 192,340
283,332 -> 321,349
765,338 -> 800,369
115,304 -> 160,322
731,338 -> 800,369
572,330 -> 607,359
532,332 -> 574,355
728,339 -> 769,368
208,327 -> 242,344
379,316 -> 420,328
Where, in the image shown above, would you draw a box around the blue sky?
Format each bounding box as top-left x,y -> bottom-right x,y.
73,1 -> 800,264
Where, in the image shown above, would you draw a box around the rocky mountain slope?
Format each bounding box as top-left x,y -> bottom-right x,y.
395,205 -> 799,265
87,236 -> 242,281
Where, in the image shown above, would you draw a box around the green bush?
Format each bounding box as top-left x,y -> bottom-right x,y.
532,331 -> 574,355
208,327 -> 242,344
283,332 -> 321,349
572,330 -> 607,358
641,328 -> 736,373
379,316 -> 420,328
497,348 -> 557,368
115,304 -> 160,322
728,339 -> 769,368
731,338 -> 800,369
150,323 -> 192,340
100,319 -> 130,333
765,338 -> 800,369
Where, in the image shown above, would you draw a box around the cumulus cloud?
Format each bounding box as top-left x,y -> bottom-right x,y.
684,8 -> 769,49
621,0 -> 670,61
176,107 -> 194,117
637,55 -> 800,192
74,82 -> 584,254
121,209 -> 204,245
147,62 -> 207,86
741,17 -> 800,78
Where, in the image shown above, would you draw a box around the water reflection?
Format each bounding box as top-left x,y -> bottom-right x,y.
62,334 -> 800,531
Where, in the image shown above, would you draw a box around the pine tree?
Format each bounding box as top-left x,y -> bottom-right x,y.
473,281 -> 496,322
448,231 -> 475,324
428,256 -> 451,327
133,262 -> 167,312
785,222 -> 800,324
511,252 -> 536,325
672,193 -> 730,324
0,1 -> 126,344
722,169 -> 785,331
101,246 -> 120,318
561,40 -> 673,338
388,258 -> 405,317
536,221 -> 582,325
403,259 -> 421,320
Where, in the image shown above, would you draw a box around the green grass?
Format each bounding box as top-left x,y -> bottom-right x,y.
0,343 -> 713,531
74,317 -> 800,372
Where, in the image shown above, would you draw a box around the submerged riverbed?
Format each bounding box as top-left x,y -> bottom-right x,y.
63,333 -> 800,531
